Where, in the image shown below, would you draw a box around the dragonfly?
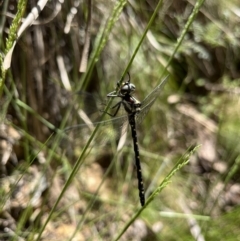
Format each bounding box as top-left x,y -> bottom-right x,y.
63,74 -> 168,206
105,73 -> 168,206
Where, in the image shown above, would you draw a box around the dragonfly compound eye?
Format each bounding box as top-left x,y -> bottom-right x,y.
121,83 -> 136,95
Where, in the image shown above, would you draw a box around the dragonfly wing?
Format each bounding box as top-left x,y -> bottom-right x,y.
63,113 -> 129,147
117,120 -> 128,151
136,76 -> 168,125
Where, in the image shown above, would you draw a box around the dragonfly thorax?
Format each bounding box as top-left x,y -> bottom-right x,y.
122,95 -> 141,114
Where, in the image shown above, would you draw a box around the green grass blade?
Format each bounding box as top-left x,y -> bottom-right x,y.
113,145 -> 200,241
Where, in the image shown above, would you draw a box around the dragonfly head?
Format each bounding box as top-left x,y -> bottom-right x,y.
120,82 -> 136,95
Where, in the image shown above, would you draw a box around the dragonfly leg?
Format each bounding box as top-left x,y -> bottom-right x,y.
101,101 -> 122,117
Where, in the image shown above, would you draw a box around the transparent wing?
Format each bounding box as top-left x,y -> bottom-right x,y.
61,112 -> 129,150
136,76 -> 168,125
60,76 -> 168,151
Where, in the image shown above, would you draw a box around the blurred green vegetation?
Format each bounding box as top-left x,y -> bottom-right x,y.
1,0 -> 240,240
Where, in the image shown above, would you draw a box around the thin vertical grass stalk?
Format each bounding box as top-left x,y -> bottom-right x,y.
119,0 -> 164,88
35,116 -> 105,241
78,0 -> 127,91
0,0 -> 10,45
68,154 -> 118,241
3,0 -> 49,70
0,0 -> 27,93
113,0 -> 206,238
34,1 -> 128,240
3,84 -> 64,163
114,145 -> 200,241
101,0 -> 165,136
161,0 -> 206,79
79,0 -> 92,73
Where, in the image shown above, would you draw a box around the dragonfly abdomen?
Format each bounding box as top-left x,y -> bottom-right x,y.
129,114 -> 145,206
